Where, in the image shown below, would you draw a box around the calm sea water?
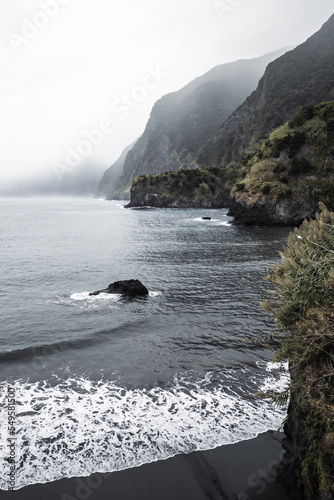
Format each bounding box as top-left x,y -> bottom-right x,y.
0,197 -> 291,489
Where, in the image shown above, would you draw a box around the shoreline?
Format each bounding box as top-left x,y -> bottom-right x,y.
0,431 -> 291,500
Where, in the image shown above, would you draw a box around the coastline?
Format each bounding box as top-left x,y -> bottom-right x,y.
0,431 -> 290,500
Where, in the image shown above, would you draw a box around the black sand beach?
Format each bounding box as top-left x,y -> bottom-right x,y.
0,431 -> 291,500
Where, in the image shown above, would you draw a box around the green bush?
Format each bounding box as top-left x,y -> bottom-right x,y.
303,118 -> 328,144
289,104 -> 316,128
262,205 -> 334,499
271,131 -> 306,157
262,184 -> 271,195
290,157 -> 314,175
235,182 -> 245,192
273,163 -> 287,174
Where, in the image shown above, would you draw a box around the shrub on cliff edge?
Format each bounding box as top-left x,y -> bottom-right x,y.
262,203 -> 334,499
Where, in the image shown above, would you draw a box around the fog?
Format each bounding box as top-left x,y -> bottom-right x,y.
0,0 -> 333,192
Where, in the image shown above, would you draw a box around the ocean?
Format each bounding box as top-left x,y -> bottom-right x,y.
0,196 -> 291,490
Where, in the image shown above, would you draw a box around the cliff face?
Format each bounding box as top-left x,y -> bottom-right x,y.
200,14 -> 334,167
97,139 -> 138,200
125,167 -> 234,209
228,101 -> 334,225
104,49 -> 288,199
282,388 -> 334,500
281,388 -> 315,500
228,193 -> 317,226
126,183 -> 231,209
263,209 -> 334,499
124,13 -> 334,218
127,101 -> 334,221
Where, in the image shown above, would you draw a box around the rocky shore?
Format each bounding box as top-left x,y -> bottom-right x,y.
125,187 -> 232,209
227,193 -> 318,226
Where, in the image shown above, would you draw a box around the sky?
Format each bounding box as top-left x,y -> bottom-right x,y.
0,0 -> 333,188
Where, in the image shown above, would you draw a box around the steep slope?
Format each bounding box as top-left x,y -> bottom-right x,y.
262,208 -> 334,499
228,101 -> 334,225
106,48 -> 288,199
200,14 -> 334,167
97,139 -> 138,199
127,101 -> 334,224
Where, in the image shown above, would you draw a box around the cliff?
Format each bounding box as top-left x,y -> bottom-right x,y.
228,195 -> 317,226
125,166 -> 235,209
228,101 -> 334,225
262,208 -> 334,499
97,139 -> 138,200
126,101 -> 334,220
125,13 -> 334,219
104,49 -> 288,199
199,14 -> 334,167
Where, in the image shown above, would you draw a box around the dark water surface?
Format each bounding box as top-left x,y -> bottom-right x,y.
0,197 -> 291,489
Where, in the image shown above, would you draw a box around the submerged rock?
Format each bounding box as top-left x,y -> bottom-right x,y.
90,279 -> 149,297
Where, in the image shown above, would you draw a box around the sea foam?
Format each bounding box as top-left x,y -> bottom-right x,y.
0,364 -> 289,490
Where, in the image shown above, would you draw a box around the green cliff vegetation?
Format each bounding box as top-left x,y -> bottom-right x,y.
132,164 -> 239,202
232,101 -> 334,207
262,206 -> 334,499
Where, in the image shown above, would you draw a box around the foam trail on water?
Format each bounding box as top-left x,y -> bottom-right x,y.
192,217 -> 220,222
0,365 -> 289,490
70,292 -> 121,301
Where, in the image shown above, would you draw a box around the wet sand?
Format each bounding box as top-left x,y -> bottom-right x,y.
0,431 -> 290,500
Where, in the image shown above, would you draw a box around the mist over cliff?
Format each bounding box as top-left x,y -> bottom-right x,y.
99,48 -> 288,200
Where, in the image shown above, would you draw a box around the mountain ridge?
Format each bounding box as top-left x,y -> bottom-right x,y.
199,13 -> 334,167
100,48 -> 289,199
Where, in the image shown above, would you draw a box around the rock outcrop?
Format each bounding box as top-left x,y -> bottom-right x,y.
280,393 -> 309,499
125,169 -> 233,209
126,186 -> 231,209
90,280 -> 149,297
227,100 -> 334,225
228,193 -> 317,226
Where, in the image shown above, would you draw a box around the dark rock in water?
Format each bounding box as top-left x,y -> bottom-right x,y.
90,279 -> 149,297
202,217 -> 211,220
